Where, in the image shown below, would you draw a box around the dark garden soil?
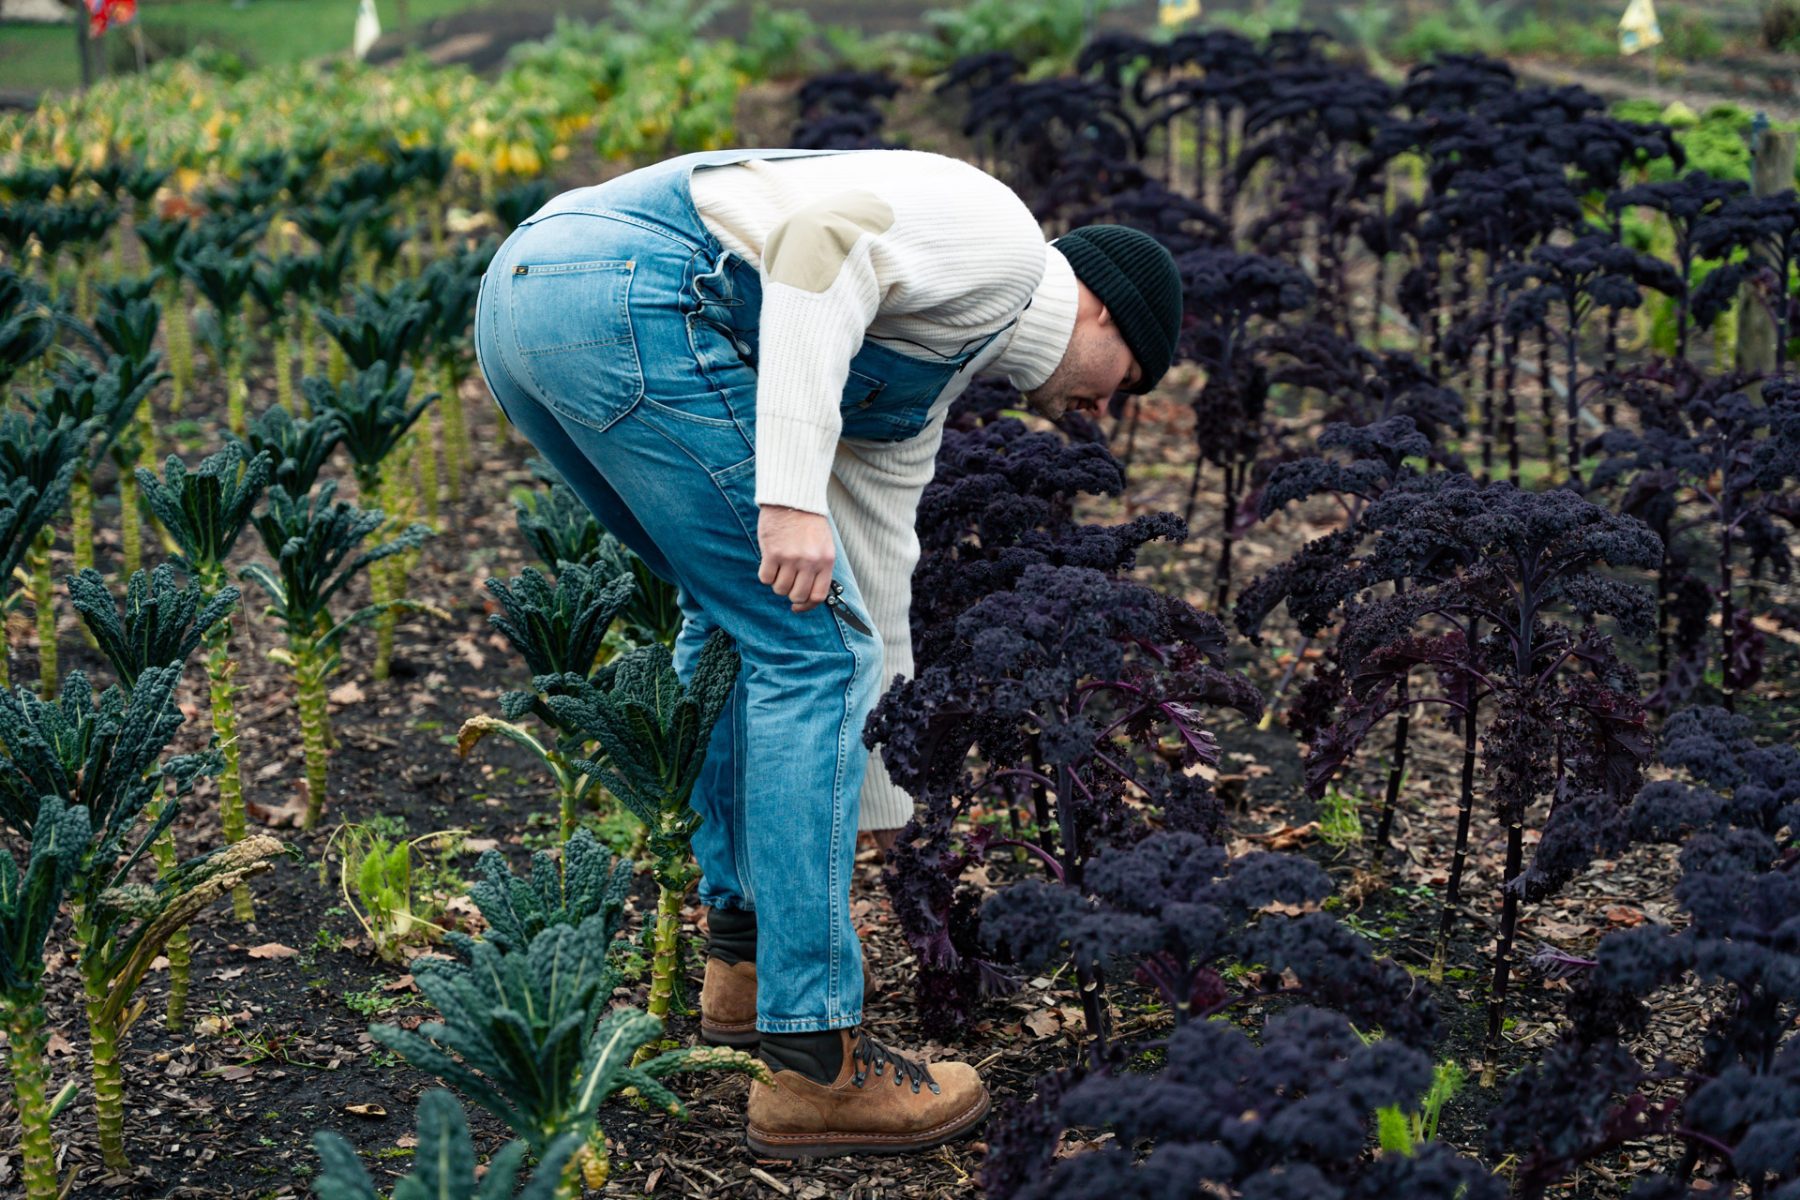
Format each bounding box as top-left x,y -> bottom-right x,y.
5,74 -> 1798,1200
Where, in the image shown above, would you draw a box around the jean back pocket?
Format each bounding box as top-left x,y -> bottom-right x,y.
510,258 -> 645,432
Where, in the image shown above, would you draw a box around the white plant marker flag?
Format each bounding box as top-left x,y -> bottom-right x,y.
353,0 -> 381,61
1619,0 -> 1664,55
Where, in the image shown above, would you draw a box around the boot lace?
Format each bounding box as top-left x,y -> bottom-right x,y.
850,1031 -> 940,1095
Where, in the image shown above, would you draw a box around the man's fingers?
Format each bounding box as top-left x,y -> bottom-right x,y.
788,568 -> 818,605
808,573 -> 833,605
769,563 -> 797,599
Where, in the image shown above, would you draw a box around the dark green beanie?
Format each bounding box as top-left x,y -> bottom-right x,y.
1052,224 -> 1182,394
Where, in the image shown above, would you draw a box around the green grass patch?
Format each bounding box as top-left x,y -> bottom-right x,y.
1,0 -> 495,96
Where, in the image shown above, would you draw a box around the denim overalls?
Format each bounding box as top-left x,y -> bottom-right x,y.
472,149 -> 1006,1033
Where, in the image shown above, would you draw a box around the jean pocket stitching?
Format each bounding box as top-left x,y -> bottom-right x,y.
638,393 -> 743,431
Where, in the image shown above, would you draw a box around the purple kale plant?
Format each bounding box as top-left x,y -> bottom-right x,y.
1590,378 -> 1800,711
1492,706 -> 1800,1198
981,830 -> 1437,1046
984,1006 -> 1500,1200
1309,476 -> 1661,1077
909,414 -> 1186,672
870,564 -> 1260,1042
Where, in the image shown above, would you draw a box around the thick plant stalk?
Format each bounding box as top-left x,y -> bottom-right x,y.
206,612 -> 252,920
1431,683 -> 1480,985
567,1126 -> 610,1196
296,311 -> 318,398
71,475 -> 94,576
647,881 -> 683,1024
274,333 -> 294,414
439,358 -> 466,502
226,341 -> 248,437
373,470 -> 411,682
111,218 -> 130,279
418,417 -> 441,528
1483,820 -> 1527,1087
84,984 -> 127,1172
32,532 -> 56,696
327,337 -> 347,387
297,640 -> 332,829
3,997 -> 60,1200
159,277 -> 193,415
153,829 -> 193,1029
119,468 -> 142,577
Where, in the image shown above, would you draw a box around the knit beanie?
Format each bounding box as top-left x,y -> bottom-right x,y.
1051,225 -> 1182,393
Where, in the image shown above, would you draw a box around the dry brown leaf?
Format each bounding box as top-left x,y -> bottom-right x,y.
247,942 -> 299,959
382,974 -> 418,993
1244,821 -> 1319,851
328,680 -> 367,707
344,1103 -> 388,1118
45,1031 -> 74,1057
245,795 -> 310,829
1022,1010 -> 1062,1039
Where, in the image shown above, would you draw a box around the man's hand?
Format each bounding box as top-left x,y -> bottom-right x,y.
758,504 -> 835,612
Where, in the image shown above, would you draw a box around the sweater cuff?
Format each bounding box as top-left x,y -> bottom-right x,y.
754,411 -> 842,515
997,245 -> 1079,392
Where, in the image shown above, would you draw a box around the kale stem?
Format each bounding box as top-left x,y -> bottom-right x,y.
3,996 -> 60,1200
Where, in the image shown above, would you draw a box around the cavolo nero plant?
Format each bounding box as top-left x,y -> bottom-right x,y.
138,443 -> 271,916
0,796 -> 89,1200
459,563 -> 639,842
0,665 -> 281,1172
242,480 -> 434,828
303,361 -> 437,681
543,630 -> 741,1032
312,1089 -> 581,1200
0,408 -> 79,693
370,834 -> 766,1196
68,562 -> 240,1027
512,460 -> 683,650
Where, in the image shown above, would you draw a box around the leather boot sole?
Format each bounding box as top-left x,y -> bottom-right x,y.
743,1089 -> 992,1158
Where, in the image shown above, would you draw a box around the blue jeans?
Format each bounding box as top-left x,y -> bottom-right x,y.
471,152 -> 988,1032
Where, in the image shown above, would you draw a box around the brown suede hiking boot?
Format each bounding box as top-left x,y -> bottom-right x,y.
699,959 -> 881,1048
745,1028 -> 990,1158
699,958 -> 760,1047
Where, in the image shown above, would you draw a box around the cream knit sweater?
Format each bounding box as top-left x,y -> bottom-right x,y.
689,151 -> 1078,830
